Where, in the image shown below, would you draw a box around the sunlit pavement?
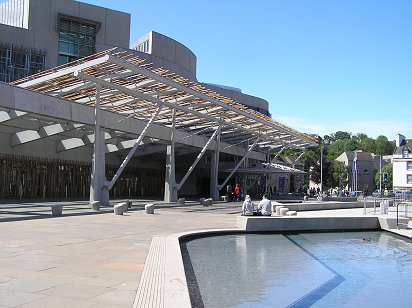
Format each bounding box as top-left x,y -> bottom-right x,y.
0,199 -> 410,307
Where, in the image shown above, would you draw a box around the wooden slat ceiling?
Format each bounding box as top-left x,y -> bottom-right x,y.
12,48 -> 317,151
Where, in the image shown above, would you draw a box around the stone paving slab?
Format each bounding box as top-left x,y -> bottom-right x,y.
0,199 -> 410,307
0,199 -> 239,307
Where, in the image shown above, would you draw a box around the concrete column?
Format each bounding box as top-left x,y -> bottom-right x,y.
210,128 -> 221,201
164,145 -> 177,202
164,109 -> 177,202
90,85 -> 108,205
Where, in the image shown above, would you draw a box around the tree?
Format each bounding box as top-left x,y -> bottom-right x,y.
374,163 -> 393,190
331,161 -> 349,189
331,131 -> 352,141
375,135 -> 395,155
358,137 -> 376,154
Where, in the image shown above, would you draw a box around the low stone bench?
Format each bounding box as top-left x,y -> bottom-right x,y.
90,201 -> 100,211
286,210 -> 297,216
178,198 -> 185,206
114,203 -> 125,215
51,204 -> 63,217
145,203 -> 155,214
280,207 -> 289,216
275,205 -> 284,216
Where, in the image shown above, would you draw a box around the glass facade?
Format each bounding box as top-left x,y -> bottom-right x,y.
0,43 -> 45,82
56,14 -> 100,65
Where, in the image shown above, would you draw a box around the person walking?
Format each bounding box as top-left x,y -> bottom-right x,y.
234,183 -> 241,202
226,183 -> 233,201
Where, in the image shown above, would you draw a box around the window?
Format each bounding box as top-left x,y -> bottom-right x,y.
407,161 -> 412,171
0,43 -> 45,82
134,40 -> 150,53
56,14 -> 100,65
407,174 -> 412,184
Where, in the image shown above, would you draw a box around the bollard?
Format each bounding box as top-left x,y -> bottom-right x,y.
51,204 -> 63,217
90,201 -> 100,211
178,198 -> 185,206
280,207 -> 289,216
114,204 -> 124,215
275,205 -> 284,216
145,203 -> 155,214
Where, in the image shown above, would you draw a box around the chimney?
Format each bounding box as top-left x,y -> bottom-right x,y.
396,134 -> 405,147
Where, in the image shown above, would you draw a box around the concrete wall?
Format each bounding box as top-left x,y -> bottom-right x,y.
237,216 -> 381,232
0,0 -> 130,69
201,83 -> 270,116
131,31 -> 197,81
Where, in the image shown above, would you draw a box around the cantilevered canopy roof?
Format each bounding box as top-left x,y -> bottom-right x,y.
225,163 -> 306,174
12,48 -> 317,152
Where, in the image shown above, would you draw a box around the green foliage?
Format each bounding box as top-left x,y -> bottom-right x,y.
375,135 -> 396,155
331,161 -> 350,188
374,163 -> 393,190
330,131 -> 352,141
279,131 -> 395,190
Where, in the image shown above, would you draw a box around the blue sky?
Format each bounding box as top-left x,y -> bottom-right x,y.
82,0 -> 412,140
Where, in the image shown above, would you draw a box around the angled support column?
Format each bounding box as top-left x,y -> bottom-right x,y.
271,146 -> 285,163
210,124 -> 222,200
107,102 -> 164,190
218,137 -> 260,191
176,125 -> 221,191
164,109 -> 177,202
90,85 -> 109,205
292,151 -> 305,168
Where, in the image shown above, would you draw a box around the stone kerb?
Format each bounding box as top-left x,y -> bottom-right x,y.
90,201 -> 100,211
51,204 -> 63,217
145,203 -> 155,214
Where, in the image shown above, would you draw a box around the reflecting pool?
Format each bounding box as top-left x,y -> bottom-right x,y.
181,232 -> 412,307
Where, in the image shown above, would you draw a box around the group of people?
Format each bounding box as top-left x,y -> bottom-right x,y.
226,183 -> 242,202
241,194 -> 272,216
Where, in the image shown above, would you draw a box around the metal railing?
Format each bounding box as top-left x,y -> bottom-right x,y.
394,192 -> 412,229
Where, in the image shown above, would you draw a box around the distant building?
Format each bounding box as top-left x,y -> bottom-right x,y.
335,151 -> 389,193
393,134 -> 412,191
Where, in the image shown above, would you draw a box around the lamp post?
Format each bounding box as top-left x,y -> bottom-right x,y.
379,155 -> 382,197
320,139 -> 329,196
320,143 -> 323,196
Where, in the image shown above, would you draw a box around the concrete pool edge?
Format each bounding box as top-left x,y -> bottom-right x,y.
134,216 -> 411,308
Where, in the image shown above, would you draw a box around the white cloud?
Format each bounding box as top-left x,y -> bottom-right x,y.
273,115 -> 411,140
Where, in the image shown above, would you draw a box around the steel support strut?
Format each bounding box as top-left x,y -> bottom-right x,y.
218,137 -> 260,190
107,103 -> 164,190
176,124 -> 222,191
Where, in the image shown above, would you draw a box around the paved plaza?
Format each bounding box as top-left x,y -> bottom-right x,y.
0,199 -> 410,307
